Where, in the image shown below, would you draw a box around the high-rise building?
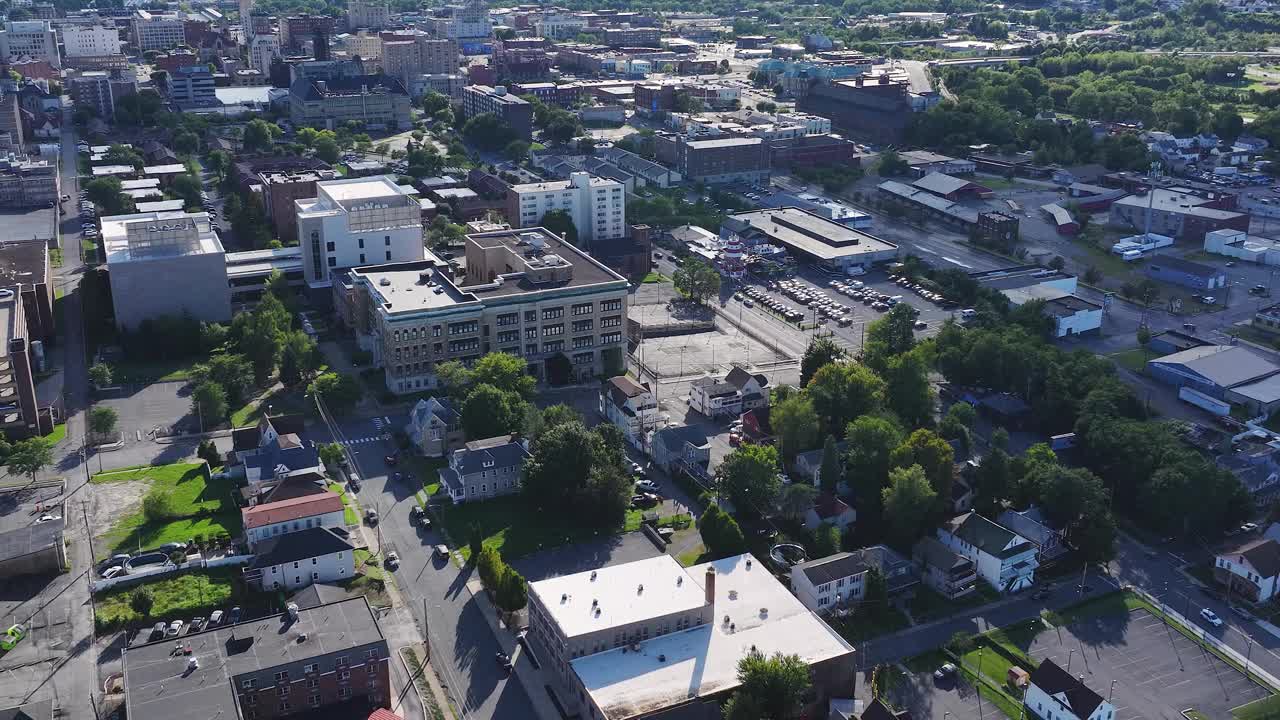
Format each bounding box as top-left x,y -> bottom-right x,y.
249,32 -> 280,73
239,0 -> 253,39
436,0 -> 491,39
461,84 -> 532,139
347,0 -> 389,30
0,92 -> 23,146
280,15 -> 333,52
259,168 -> 339,243
417,36 -> 459,75
131,10 -> 185,52
68,70 -> 114,118
168,65 -> 216,107
59,23 -> 120,58
295,175 -> 425,288
505,172 -> 626,247
0,20 -> 59,67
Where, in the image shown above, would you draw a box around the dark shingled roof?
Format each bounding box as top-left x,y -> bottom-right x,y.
251,526 -> 352,568
941,512 -> 1034,560
1230,537 -> 1280,578
797,552 -> 870,586
289,73 -> 408,101
862,698 -> 912,720
1028,658 -> 1105,720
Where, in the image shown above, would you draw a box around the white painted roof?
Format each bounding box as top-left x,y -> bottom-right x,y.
530,554 -> 707,639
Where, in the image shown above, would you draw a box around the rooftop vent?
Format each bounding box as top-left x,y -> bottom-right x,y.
637,584 -> 643,594
590,570 -> 597,580
561,593 -> 568,602
379,278 -> 391,286
418,270 -> 432,284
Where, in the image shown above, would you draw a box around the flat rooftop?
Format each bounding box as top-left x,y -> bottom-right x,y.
461,228 -> 626,299
572,554 -> 854,720
685,136 -> 763,149
0,516 -> 63,562
124,598 -> 386,720
0,208 -> 54,243
318,175 -> 418,207
0,239 -> 48,291
531,555 -> 707,639
225,246 -> 303,279
355,260 -> 475,313
135,199 -> 186,212
970,265 -> 1075,291
725,207 -> 897,260
101,211 -> 224,264
1044,294 -> 1101,317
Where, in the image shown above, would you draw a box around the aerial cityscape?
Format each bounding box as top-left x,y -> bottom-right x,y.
5,1 -> 1280,719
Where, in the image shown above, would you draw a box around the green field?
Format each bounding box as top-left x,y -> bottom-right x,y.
438,495 -> 643,561
328,482 -> 359,525
93,463 -> 241,559
1110,347 -> 1154,373
46,423 -> 67,445
1234,693 -> 1280,720
95,569 -> 236,632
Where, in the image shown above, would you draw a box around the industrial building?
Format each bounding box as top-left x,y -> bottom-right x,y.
659,135 -> 770,185
102,210 -> 232,331
970,265 -> 1102,338
123,597 -> 392,720
721,207 -> 898,274
798,75 -> 938,144
525,553 -> 855,720
295,175 -> 425,289
131,10 -> 185,52
1110,187 -> 1250,242
1148,345 -> 1280,416
332,227 -> 629,392
912,172 -> 993,200
1144,256 -> 1226,291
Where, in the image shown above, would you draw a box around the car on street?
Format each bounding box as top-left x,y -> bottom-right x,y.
385,551 -> 400,569
434,544 -> 450,559
1232,605 -> 1253,621
631,493 -> 660,508
167,620 -> 185,637
1031,588 -> 1051,601
1200,608 -> 1224,627
364,509 -> 379,525
1242,522 -> 1259,533
1201,296 -> 1216,304
495,651 -> 513,672
636,480 -> 660,494
933,663 -> 956,680
1,624 -> 25,651
384,453 -> 398,466
35,514 -> 60,523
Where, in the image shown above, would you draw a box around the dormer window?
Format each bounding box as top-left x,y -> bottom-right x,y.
482,459 -> 495,468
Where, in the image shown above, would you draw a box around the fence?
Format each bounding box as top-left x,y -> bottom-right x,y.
89,554 -> 254,594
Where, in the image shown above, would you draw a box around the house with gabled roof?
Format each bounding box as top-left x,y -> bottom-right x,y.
599,375 -> 659,447
242,492 -> 347,549
243,526 -> 354,591
936,511 -> 1038,593
1214,537 -> 1280,603
1025,658 -> 1114,720
437,435 -> 532,504
406,396 -> 464,458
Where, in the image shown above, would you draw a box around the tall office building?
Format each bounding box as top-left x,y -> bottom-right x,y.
68,71 -> 114,118
0,20 -> 60,67
131,11 -> 185,52
505,172 -> 626,247
295,175 -> 425,288
347,0 -> 389,30
60,23 -> 120,58
249,32 -> 280,73
239,0 -> 253,39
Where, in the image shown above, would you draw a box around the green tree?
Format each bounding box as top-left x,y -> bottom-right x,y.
876,149 -> 909,177
422,91 -> 450,115
88,363 -> 113,387
881,464 -> 937,550
279,330 -> 321,386
462,384 -> 525,439
243,119 -> 281,153
818,435 -> 842,495
192,381 -> 228,426
495,565 -> 528,614
205,150 -> 231,178
697,503 -> 746,557
800,336 -> 847,387
471,352 -> 535,399
812,523 -> 841,557
672,256 -> 721,304
318,442 -> 345,467
130,588 -> 155,617
191,354 -> 254,407
891,429 -> 955,508
778,482 -> 818,520
315,136 -> 341,163
198,439 -> 221,467
973,448 -> 1012,515
726,651 -> 812,720
504,139 -> 530,162
525,403 -> 580,441
770,392 -> 819,465
234,293 -> 290,384
805,362 -> 885,435
89,406 -> 118,439
883,347 -> 934,428
863,304 -> 918,369
462,112 -> 517,150
7,438 -> 51,484
85,177 -> 131,215
523,421 -> 630,527
309,372 -> 363,412
716,444 -> 781,517
540,209 -> 579,246
845,415 -> 902,543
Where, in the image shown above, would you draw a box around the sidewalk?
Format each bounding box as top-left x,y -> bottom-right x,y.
465,577 -> 568,720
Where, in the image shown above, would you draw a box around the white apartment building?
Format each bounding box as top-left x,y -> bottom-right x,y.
505,172 -> 626,248
245,526 -> 354,592
347,0 -> 389,29
333,227 -> 630,391
59,23 -> 120,58
535,13 -> 587,39
599,375 -> 659,448
338,30 -> 381,63
296,175 -> 426,288
436,0 -> 492,39
131,11 -> 185,52
242,493 -> 346,548
249,32 -> 281,73
936,511 -> 1039,594
0,20 -> 59,67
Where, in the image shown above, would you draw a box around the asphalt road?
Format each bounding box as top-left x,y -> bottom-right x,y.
334,414 -> 539,720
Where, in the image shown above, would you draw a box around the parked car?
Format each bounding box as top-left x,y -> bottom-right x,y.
1200,608 -> 1224,627
434,544 -> 450,559
102,566 -> 124,579
208,610 -> 224,626
385,551 -> 400,569
151,621 -> 167,639
410,506 -> 430,527
228,607 -> 242,623
636,480 -> 660,494
0,624 -> 25,651
384,453 -> 399,466
166,620 -> 185,637
495,651 -> 513,672
631,493 -> 660,508
189,616 -> 206,632
1031,588 -> 1051,601
933,663 -> 956,680
365,509 -> 379,525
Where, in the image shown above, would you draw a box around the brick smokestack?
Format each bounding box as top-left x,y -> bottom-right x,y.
704,567 -> 715,606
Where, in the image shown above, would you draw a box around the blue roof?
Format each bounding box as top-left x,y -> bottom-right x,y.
411,396 -> 460,427
246,436 -> 319,479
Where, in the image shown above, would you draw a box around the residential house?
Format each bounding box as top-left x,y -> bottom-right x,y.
998,505 -> 1068,564
860,698 -> 913,720
230,414 -> 306,463
804,493 -> 856,532
406,396 -> 464,458
794,441 -> 848,486
739,407 -> 773,444
242,492 -> 347,549
951,474 -> 975,514
688,367 -> 769,418
936,511 -> 1038,593
230,414 -> 322,489
244,526 -> 354,591
255,470 -> 328,504
1214,537 -> 1280,603
650,425 -> 711,481
1025,658 -> 1115,720
913,536 -> 978,600
437,435 -> 531,504
599,375 -> 659,448
789,546 -> 917,614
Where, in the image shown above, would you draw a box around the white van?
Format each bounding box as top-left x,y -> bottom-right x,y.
960,308 -> 978,320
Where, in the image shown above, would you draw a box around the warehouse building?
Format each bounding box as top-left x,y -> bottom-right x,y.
721,207 -> 898,274
1148,345 -> 1280,415
1110,187 -> 1250,242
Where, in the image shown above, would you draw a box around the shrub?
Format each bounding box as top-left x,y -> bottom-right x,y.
141,490 -> 180,521
947,631 -> 976,655
130,588 -> 154,617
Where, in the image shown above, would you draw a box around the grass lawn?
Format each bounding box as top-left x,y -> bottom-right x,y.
953,660 -> 1024,720
93,463 -> 241,560
354,549 -> 385,581
1110,347 -> 1153,373
676,543 -> 709,567
110,357 -> 203,384
405,455 -> 445,495
328,482 -> 359,525
641,272 -> 668,284
1234,694 -> 1280,719
909,585 -> 999,623
439,495 -> 644,561
828,606 -> 911,644
95,569 -> 236,631
229,386 -> 310,428
46,423 -> 67,445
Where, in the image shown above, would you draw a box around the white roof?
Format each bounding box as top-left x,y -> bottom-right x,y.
531,555 -> 706,639
571,554 -> 854,720
318,175 -> 416,205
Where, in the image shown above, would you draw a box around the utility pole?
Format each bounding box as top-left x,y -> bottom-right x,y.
422,597 -> 430,662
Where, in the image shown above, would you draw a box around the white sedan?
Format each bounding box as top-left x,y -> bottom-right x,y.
1200,608 -> 1224,627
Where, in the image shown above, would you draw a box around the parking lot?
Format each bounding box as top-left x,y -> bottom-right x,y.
1025,608 -> 1267,719
510,532 -> 664,583
891,666 -> 990,720
95,381 -> 195,440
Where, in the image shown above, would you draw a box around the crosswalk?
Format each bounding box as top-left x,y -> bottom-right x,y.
341,434 -> 390,446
